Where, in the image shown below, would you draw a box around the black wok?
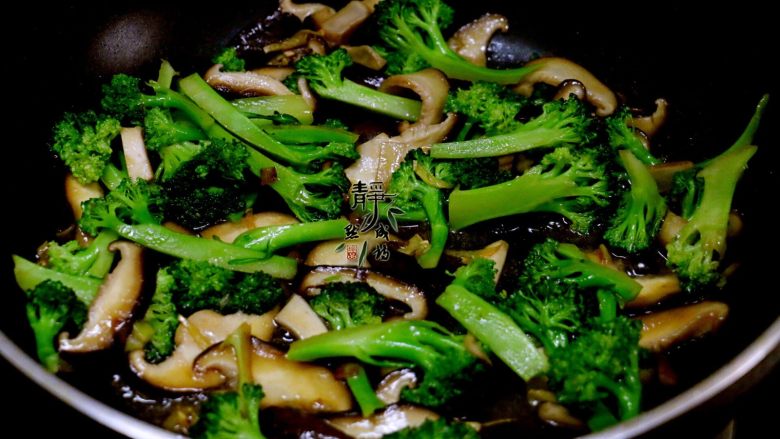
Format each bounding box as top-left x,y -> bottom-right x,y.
2,2 -> 778,437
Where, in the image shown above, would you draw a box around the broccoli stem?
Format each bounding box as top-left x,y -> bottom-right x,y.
13,256 -> 102,305
262,125 -> 359,145
109,223 -> 298,279
179,74 -> 350,167
85,231 -> 119,278
232,96 -> 314,125
142,88 -> 221,135
704,94 -> 768,164
26,308 -> 62,372
430,128 -> 564,159
156,60 -> 177,89
415,188 -> 448,269
233,219 -> 348,255
436,284 -> 548,381
448,175 -> 578,230
315,78 -> 421,122
343,363 -> 385,417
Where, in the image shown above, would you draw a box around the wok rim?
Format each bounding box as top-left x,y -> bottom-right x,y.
1,316 -> 778,438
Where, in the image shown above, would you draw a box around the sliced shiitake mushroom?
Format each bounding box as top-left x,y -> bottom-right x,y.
120,127 -> 153,181
637,301 -> 729,352
447,13 -> 509,67
379,69 -> 450,127
328,404 -> 439,438
205,65 -> 293,96
65,173 -> 104,220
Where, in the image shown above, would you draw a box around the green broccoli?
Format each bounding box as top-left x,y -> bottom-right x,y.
143,107 -> 205,150
155,141 -> 203,181
435,258 -> 548,381
502,285 -> 583,353
548,316 -> 643,430
431,98 -> 593,159
294,49 -> 422,121
387,150 -> 449,268
52,111 -> 121,184
78,177 -> 298,278
383,418 -> 480,439
605,107 -> 661,165
43,231 -> 118,279
168,259 -> 285,316
342,363 -> 386,417
24,280 -> 87,372
212,47 -> 246,72
127,268 -> 179,363
414,156 -> 512,190
160,139 -> 253,230
448,146 -> 611,232
287,320 -> 485,408
604,150 -> 667,253
445,81 -> 526,139
376,0 -> 537,83
374,44 -> 430,76
309,282 -> 386,330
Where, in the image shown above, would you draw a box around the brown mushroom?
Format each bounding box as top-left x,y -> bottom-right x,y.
205,65 -> 293,96
328,404 -> 439,438
274,294 -> 329,339
201,212 -> 299,243
301,267 -> 428,320
250,67 -> 295,81
345,114 -> 457,187
60,242 -> 144,352
447,13 -> 509,67
195,336 -> 352,412
320,1 -> 373,45
659,211 -> 688,247
375,369 -> 417,405
279,0 -> 335,25
297,77 -> 317,110
514,57 -> 617,117
129,310 -> 277,391
538,402 -> 584,429
627,274 -> 682,308
445,240 -> 509,284
65,173 -> 104,220
649,161 -> 694,193
263,30 -> 328,56
379,69 -> 450,126
637,301 -> 729,352
121,127 -> 153,181
345,45 -> 388,70
553,79 -> 587,102
628,98 -> 668,138
305,233 -> 401,268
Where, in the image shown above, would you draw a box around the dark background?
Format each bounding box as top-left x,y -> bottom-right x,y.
2,1 -> 777,438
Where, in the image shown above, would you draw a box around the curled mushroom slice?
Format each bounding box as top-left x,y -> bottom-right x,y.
201,212 -> 298,243
628,98 -> 668,138
121,127 -> 153,181
279,0 -> 335,24
376,369 -> 417,405
65,173 -> 104,220
129,310 -> 276,391
445,240 -> 509,284
320,1 -> 373,45
379,69 -> 450,126
553,79 -> 587,102
345,114 -> 457,187
251,67 -> 295,81
637,301 -> 729,352
263,30 -> 327,55
649,161 -> 694,193
627,274 -> 682,309
205,65 -> 293,97
538,402 -> 584,429
275,294 -> 329,339
328,404 -> 439,439
301,267 -> 427,320
60,242 -> 144,352
447,13 -> 509,67
195,336 -> 352,412
514,57 -> 617,117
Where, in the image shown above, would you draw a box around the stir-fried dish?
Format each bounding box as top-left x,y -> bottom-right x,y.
12,0 -> 769,437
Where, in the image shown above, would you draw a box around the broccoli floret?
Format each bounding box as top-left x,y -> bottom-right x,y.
24,280 -> 87,372
178,73 -> 359,168
604,150 -> 667,253
383,418 -> 480,439
78,177 -> 297,278
143,107 -> 205,150
374,44 -> 430,76
43,230 -> 118,279
519,239 -> 642,308
127,268 -> 179,363
376,0 -> 537,83
448,146 -> 611,232
160,139 -> 252,230
287,320 -> 485,408
168,259 -> 285,316
191,325 -> 266,439
387,150 -> 449,268
309,282 -> 386,330
445,81 -> 525,138
155,142 -> 203,182
503,285 -> 583,353
548,316 -> 642,429
436,258 -> 549,380
666,145 -> 756,291
605,107 -> 661,165
52,111 -> 121,184
265,160 -> 351,222
416,156 -> 512,190
212,47 -> 246,72
295,49 -> 422,121
431,98 -> 593,159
